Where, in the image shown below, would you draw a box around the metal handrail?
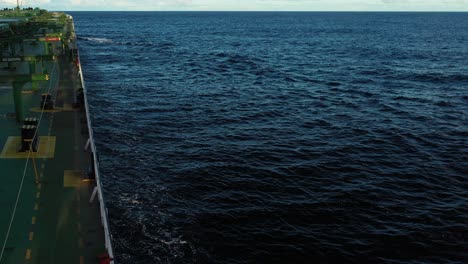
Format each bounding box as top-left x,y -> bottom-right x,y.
71,15 -> 115,263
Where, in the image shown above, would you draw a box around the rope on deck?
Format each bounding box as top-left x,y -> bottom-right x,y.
0,62 -> 59,263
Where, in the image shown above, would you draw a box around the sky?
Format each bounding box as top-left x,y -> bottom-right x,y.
1,0 -> 467,11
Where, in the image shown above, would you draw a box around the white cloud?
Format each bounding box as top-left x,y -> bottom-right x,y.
1,0 -> 50,7
0,0 -> 15,4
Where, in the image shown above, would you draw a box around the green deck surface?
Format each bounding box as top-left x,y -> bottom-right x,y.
0,18 -> 107,264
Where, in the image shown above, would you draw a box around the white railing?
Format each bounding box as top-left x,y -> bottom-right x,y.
72,16 -> 115,263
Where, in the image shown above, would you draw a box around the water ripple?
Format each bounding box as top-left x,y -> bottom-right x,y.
71,12 -> 468,264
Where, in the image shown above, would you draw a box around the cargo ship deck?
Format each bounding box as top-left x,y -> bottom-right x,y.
0,8 -> 113,264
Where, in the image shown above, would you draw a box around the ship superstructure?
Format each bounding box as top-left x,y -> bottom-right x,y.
0,6 -> 114,264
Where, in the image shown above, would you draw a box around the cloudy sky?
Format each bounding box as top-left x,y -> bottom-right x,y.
1,0 -> 467,11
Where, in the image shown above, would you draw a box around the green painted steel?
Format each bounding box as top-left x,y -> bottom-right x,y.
12,81 -> 24,122
0,9 -> 110,264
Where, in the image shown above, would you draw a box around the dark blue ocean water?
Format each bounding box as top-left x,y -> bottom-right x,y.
70,12 -> 468,264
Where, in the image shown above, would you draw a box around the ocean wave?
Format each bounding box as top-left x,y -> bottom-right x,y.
77,35 -> 164,48
77,36 -> 114,44
75,11 -> 468,264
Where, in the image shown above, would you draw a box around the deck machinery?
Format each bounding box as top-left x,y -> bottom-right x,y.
0,6 -> 114,264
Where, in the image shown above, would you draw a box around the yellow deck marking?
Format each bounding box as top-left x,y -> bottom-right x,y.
62,103 -> 77,112
34,203 -> 39,211
0,136 -> 56,159
32,217 -> 36,225
36,192 -> 41,199
64,170 -> 84,187
29,232 -> 34,241
81,179 -> 94,182
25,249 -> 31,260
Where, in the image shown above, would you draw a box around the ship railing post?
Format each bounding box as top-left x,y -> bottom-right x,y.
76,37 -> 115,261
89,186 -> 98,203
84,138 -> 91,151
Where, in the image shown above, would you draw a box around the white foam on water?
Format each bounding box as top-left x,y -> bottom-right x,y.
81,36 -> 114,44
